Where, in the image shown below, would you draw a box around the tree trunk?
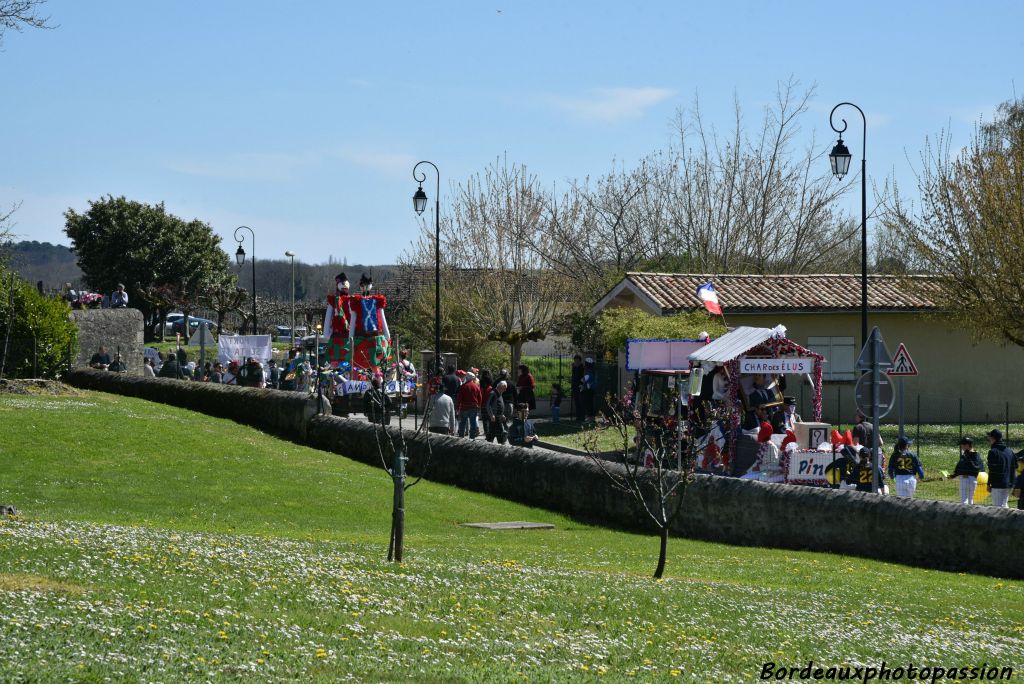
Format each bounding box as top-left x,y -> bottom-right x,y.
510,338 -> 524,376
653,525 -> 669,579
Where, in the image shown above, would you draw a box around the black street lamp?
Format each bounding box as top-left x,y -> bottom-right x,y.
829,102 -> 868,349
234,225 -> 257,335
412,161 -> 441,378
285,250 -> 296,344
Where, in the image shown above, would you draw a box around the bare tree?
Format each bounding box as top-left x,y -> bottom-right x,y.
661,80 -> 859,275
407,159 -> 572,370
532,80 -> 860,301
582,392 -> 697,579
0,0 -> 53,46
879,98 -> 1024,346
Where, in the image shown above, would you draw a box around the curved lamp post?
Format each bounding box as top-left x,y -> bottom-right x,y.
412,161 -> 441,377
234,225 -> 257,335
829,102 -> 867,348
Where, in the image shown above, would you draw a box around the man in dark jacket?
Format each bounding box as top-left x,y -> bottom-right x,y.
570,354 -> 584,422
986,429 -> 1015,508
363,377 -> 392,426
484,380 -> 507,444
157,354 -> 187,380
851,410 -> 877,450
442,366 -> 461,400
951,436 -> 984,504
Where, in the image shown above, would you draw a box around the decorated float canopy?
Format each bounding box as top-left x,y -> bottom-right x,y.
688,325 -> 822,379
687,325 -> 832,486
687,324 -> 825,424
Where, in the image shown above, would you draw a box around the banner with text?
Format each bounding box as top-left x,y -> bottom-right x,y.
217,335 -> 273,364
739,356 -> 814,375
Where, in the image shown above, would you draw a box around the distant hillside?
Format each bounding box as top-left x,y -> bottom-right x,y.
8,241 -> 83,290
5,240 -> 398,302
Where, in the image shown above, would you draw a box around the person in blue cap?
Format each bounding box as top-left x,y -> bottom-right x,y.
888,436 -> 924,498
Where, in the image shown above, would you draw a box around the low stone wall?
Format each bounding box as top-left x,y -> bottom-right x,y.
306,416 -> 1024,579
69,309 -> 145,376
66,369 -> 327,438
62,371 -> 1024,578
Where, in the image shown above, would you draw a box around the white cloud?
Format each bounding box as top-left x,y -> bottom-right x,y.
545,87 -> 675,123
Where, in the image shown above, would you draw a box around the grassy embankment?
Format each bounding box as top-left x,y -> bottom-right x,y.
1,391 -> 1022,682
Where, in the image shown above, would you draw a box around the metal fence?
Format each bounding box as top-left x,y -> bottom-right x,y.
523,353 -> 618,419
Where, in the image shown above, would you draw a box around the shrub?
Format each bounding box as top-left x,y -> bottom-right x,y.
0,271 -> 78,378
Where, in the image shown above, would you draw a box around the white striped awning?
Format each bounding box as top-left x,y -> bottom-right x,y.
687,326 -> 776,364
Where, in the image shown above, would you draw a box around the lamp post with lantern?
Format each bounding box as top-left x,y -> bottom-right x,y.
828,102 -> 868,348
234,226 -> 257,335
285,250 -> 296,343
412,161 -> 441,378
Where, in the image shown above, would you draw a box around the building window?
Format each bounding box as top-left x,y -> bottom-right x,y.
807,336 -> 856,381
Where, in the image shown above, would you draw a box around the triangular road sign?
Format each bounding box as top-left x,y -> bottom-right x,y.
855,327 -> 893,371
889,343 -> 919,376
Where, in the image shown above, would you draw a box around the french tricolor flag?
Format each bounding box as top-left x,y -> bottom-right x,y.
696,281 -> 722,315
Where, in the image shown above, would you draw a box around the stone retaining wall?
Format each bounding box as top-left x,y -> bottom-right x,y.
66,369 -> 327,438
69,309 -> 145,376
63,370 -> 1024,578
306,416 -> 1024,579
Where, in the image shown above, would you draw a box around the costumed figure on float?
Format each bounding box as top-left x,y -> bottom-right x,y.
323,272 -> 391,378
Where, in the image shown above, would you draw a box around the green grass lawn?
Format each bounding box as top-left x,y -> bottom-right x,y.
1,391 -> 1023,682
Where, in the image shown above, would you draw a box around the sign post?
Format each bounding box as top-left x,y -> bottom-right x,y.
856,327 -> 892,493
888,343 -> 919,441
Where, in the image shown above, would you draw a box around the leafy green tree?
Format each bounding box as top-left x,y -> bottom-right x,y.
597,307 -> 726,354
881,97 -> 1024,346
64,196 -> 232,341
0,269 -> 77,378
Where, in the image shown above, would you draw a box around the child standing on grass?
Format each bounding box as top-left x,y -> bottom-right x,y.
550,383 -> 563,423
951,436 -> 984,504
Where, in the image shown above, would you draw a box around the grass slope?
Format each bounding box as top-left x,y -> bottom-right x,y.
1,392 -> 1022,682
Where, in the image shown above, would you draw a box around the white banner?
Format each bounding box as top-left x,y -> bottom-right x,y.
217,335 -> 273,364
786,450 -> 835,486
739,357 -> 814,375
626,339 -> 707,371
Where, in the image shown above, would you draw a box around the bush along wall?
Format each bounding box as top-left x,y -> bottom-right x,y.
0,275 -> 77,378
65,369 -> 1024,579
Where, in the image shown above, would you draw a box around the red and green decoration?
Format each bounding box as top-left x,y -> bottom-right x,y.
323,272 -> 391,376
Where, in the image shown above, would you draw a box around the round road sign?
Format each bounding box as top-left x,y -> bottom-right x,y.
854,372 -> 895,419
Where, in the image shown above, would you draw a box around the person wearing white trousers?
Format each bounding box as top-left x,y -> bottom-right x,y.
888,437 -> 924,498
951,436 -> 984,505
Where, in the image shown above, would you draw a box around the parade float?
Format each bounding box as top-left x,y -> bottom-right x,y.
686,325 -> 836,487
320,272 -> 415,414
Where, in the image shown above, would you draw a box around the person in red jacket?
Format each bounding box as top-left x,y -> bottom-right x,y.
456,371 -> 483,438
516,364 -> 536,410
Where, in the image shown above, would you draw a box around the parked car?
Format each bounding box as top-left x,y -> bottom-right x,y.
274,325 -> 308,342
164,313 -> 217,336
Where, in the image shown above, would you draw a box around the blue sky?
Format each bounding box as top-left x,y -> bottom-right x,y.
2,0 -> 1022,264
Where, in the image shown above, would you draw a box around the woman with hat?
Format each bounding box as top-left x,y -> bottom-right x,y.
950,437 -> 984,505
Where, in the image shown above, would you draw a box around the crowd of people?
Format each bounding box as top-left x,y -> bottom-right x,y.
407,365 -> 540,448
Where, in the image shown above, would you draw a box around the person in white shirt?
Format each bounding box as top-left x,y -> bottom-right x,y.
428,389 -> 457,435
